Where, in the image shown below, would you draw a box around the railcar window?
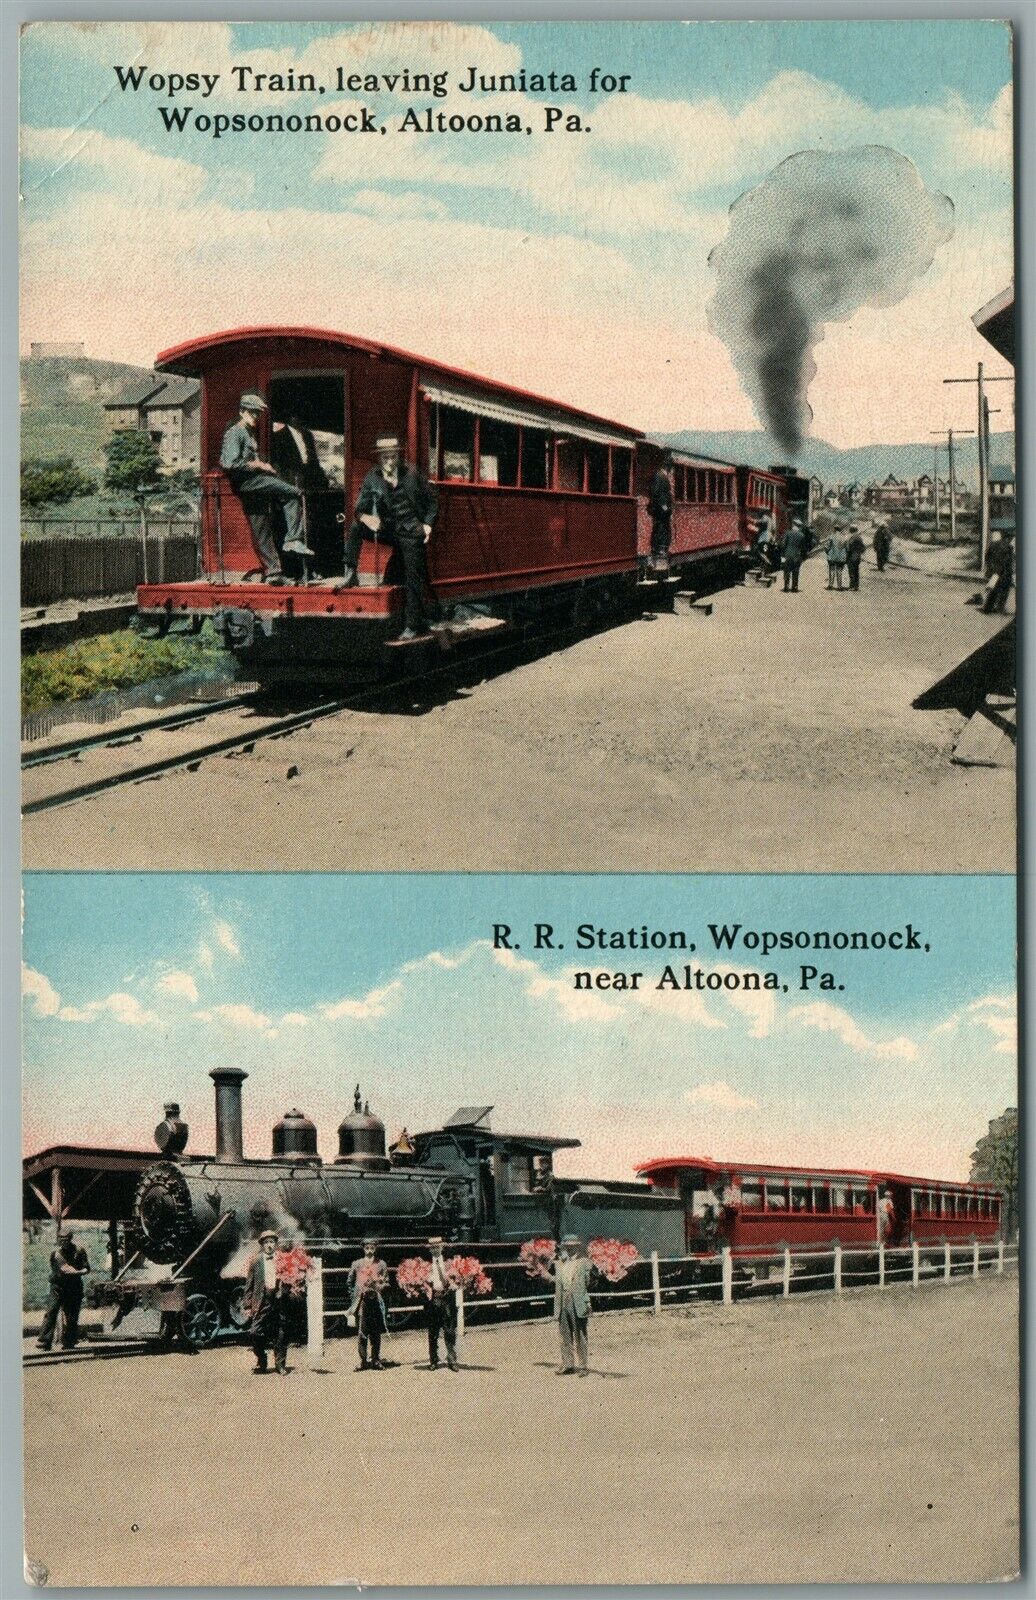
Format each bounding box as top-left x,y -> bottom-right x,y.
478,418 -> 519,487
521,429 -> 549,489
555,439 -> 583,492
427,403 -> 440,479
586,441 -> 609,495
811,1183 -> 829,1213
504,1151 -> 534,1194
831,1184 -> 849,1213
741,1179 -> 763,1210
790,1182 -> 809,1212
765,1180 -> 788,1211
441,406 -> 475,481
610,448 -> 632,495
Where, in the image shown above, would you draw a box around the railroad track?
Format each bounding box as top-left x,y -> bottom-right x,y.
21,618 -> 595,817
22,690 -> 259,770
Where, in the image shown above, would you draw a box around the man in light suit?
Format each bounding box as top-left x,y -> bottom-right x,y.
551,1234 -> 593,1377
243,1229 -> 290,1375
347,1237 -> 389,1371
424,1237 -> 458,1371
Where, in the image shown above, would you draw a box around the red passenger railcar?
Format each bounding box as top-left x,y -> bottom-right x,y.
136,327 -> 643,673
637,1156 -> 1003,1256
735,464 -> 791,546
635,445 -> 742,572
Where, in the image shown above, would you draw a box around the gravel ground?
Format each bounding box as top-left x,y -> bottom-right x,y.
23,556 -> 1013,873
22,1275 -> 1018,1587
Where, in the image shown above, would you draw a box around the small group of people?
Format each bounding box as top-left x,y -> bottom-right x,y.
823,525 -> 867,591
36,1231 -> 91,1351
221,396 -> 439,638
752,512 -> 810,593
245,1233 -> 597,1379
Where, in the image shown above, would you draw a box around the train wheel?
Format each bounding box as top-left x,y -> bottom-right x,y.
180,1293 -> 222,1349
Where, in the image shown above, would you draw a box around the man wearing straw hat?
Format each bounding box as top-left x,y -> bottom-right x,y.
220,391 -> 314,583
340,434 -> 439,639
551,1234 -> 593,1377
424,1237 -> 458,1371
243,1228 -> 290,1375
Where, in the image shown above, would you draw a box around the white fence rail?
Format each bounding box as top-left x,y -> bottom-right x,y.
303,1238 -> 1016,1360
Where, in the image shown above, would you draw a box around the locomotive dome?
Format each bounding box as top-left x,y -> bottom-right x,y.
272,1107 -> 319,1161
337,1086 -> 389,1171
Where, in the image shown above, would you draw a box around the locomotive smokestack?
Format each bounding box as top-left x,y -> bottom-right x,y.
210,1067 -> 248,1163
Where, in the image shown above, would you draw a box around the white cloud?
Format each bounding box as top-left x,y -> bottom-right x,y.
786,1000 -> 918,1061
156,969 -> 199,1003
492,947 -> 622,1022
319,981 -> 403,1021
934,994 -> 1016,1056
58,992 -> 160,1028
21,125 -> 208,203
206,1002 -> 272,1032
685,1080 -> 759,1112
346,189 -> 450,222
22,964 -> 61,1018
214,919 -> 241,959
280,1012 -> 310,1027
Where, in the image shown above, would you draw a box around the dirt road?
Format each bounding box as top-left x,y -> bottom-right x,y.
22,1276 -> 1018,1586
23,558 -> 1013,872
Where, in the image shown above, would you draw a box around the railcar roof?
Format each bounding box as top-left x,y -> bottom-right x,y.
636,1155 -> 1000,1193
156,325 -> 643,442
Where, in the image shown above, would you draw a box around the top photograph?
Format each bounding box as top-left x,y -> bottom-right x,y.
19,19 -> 1016,874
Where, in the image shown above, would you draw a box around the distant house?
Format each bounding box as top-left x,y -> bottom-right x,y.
104,375 -> 201,472
870,474 -> 912,512
840,481 -> 864,508
915,473 -> 935,507
823,488 -> 840,509
29,340 -> 85,359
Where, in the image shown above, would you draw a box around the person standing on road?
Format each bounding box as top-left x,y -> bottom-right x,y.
36,1232 -> 90,1351
425,1238 -> 459,1371
348,1237 -> 389,1371
647,454 -> 674,573
846,527 -> 866,592
549,1235 -> 593,1377
220,393 -> 314,584
981,532 -> 1014,614
781,518 -> 808,592
243,1229 -> 290,1376
825,528 -> 848,590
873,523 -> 891,572
341,435 -> 439,640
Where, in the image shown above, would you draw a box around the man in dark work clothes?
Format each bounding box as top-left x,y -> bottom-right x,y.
647,455 -> 674,571
271,413 -> 330,496
846,526 -> 866,591
982,532 -> 1014,614
340,435 -> 439,639
220,392 -> 314,583
243,1229 -> 290,1375
781,518 -> 808,592
424,1237 -> 458,1371
37,1232 -> 90,1350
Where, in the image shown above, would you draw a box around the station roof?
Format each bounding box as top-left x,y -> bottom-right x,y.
22,1145 -> 158,1222
972,284 -> 1014,365
155,325 -> 643,443
636,1155 -> 1001,1194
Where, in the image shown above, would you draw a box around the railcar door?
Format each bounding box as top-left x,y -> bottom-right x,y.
268,372 -> 349,578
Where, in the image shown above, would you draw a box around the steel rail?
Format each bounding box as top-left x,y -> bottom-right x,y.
21,691 -> 259,770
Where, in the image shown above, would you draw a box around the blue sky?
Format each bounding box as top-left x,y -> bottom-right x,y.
23,874 -> 1015,1184
19,20 -> 1013,446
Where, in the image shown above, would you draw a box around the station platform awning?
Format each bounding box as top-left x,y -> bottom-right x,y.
22,1145 -> 157,1227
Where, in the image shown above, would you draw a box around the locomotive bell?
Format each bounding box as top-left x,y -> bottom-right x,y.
154,1102 -> 189,1156
272,1107 -> 319,1161
336,1085 -> 389,1171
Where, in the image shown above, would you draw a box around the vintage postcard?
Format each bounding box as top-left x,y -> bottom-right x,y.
18,18 -> 1015,873
17,15 -> 1019,1593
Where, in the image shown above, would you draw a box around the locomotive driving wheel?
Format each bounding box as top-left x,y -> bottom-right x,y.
180,1293 -> 222,1349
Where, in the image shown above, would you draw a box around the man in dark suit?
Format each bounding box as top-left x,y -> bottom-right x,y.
347,1238 -> 389,1371
549,1234 -> 593,1376
271,413 -> 330,496
341,435 -> 439,638
647,455 -> 674,572
781,518 -> 808,592
37,1232 -> 90,1350
220,392 -> 314,583
243,1229 -> 290,1375
424,1237 -> 458,1371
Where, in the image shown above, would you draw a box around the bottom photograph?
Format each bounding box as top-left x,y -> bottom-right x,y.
21,873 -> 1018,1587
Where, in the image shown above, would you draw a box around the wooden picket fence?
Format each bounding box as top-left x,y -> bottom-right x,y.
21,528 -> 200,607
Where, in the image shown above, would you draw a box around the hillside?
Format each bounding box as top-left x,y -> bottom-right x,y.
21,356 -> 160,471
657,428 -> 1015,490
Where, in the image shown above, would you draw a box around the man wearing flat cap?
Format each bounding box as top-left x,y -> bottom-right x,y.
243,1229 -> 290,1375
341,435 -> 439,639
549,1235 -> 593,1377
347,1237 -> 389,1371
220,393 -> 314,584
424,1237 -> 458,1371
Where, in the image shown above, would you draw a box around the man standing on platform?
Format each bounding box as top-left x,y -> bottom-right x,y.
243,1229 -> 290,1376
781,518 -> 807,593
425,1237 -> 458,1371
37,1231 -> 90,1351
551,1234 -> 593,1377
348,1237 -> 389,1371
846,526 -> 866,591
341,435 -> 439,640
647,454 -> 674,573
220,393 -> 314,584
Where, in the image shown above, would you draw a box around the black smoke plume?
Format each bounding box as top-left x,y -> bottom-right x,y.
707,147 -> 954,453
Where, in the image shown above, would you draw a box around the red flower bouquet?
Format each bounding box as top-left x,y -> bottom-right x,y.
445,1255 -> 493,1296
354,1260 -> 382,1293
587,1237 -> 639,1283
396,1257 -> 432,1299
519,1237 -> 557,1279
274,1244 -> 315,1295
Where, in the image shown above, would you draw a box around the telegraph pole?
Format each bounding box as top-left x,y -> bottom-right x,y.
943,364 -> 1012,569
930,429 -> 974,543
932,443 -> 941,532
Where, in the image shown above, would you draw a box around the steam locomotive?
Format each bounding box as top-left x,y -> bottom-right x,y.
99,1068 -> 684,1347
135,325 -> 811,679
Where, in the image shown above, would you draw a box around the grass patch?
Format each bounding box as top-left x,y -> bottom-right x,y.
22,627 -> 232,717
